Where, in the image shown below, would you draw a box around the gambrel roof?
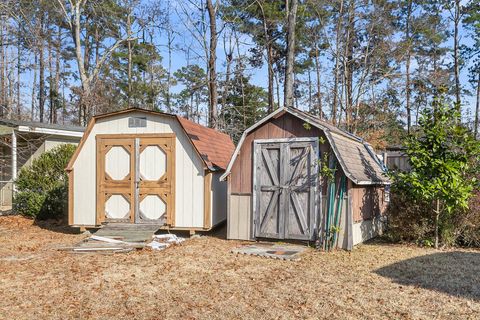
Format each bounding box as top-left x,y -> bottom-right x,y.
221,107 -> 390,185
66,108 -> 234,172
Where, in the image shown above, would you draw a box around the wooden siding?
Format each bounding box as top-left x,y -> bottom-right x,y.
386,151 -> 410,172
71,111 -> 205,228
351,185 -> 385,223
227,194 -> 252,240
230,113 -> 329,195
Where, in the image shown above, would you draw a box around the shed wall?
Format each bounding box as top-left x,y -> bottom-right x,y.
72,112 -> 205,227
350,184 -> 387,245
230,112 -> 329,195
227,113 -> 330,241
227,193 -> 253,240
211,171 -> 227,227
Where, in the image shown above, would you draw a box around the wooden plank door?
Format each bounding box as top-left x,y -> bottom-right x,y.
135,136 -> 175,224
97,135 -> 175,225
254,139 -> 318,240
97,138 -> 135,223
284,141 -> 317,240
254,142 -> 283,238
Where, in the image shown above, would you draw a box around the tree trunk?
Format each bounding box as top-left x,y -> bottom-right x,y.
434,199 -> 440,249
0,18 -> 5,118
53,26 -> 61,124
222,33 -> 233,127
257,2 -> 275,112
474,72 -> 480,138
16,29 -> 21,117
405,0 -> 412,133
39,13 -> 45,123
453,0 -> 461,110
165,0 -> 173,112
48,28 -> 54,123
332,0 -> 344,125
314,39 -> 322,118
308,71 -> 312,111
206,0 -> 218,128
31,53 -> 37,121
344,0 -> 354,131
127,12 -> 132,107
284,0 -> 298,108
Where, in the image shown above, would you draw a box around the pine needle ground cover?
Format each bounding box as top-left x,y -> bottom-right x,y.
0,216 -> 478,319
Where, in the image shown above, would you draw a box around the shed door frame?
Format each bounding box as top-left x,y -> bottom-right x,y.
96,133 -> 176,225
252,137 -> 319,240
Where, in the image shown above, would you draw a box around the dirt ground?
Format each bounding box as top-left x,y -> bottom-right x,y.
0,216 -> 479,320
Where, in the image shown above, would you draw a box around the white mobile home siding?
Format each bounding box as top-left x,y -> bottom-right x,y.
72,111 -> 205,227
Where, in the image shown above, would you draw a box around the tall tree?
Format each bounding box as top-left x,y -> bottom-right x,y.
206,0 -> 219,128
55,0 -> 136,124
284,0 -> 298,108
463,0 -> 480,136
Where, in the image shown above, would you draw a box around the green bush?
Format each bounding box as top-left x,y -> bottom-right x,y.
14,144 -> 76,220
386,181 -> 480,248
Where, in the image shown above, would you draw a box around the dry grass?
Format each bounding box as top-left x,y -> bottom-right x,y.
0,216 -> 479,320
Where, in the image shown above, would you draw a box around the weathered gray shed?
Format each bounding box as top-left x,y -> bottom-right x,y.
220,107 -> 390,250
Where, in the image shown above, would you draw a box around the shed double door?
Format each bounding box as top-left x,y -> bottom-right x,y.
253,138 -> 319,240
96,135 -> 175,225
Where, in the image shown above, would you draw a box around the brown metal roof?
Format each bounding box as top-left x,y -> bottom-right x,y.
177,116 -> 235,171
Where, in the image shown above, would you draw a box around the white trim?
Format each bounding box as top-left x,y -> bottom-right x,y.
17,125 -> 84,138
220,107 -> 287,181
253,137 -> 320,144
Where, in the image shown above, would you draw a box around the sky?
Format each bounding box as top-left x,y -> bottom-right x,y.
12,0 -> 480,126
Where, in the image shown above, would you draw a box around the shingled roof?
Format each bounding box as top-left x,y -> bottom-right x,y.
221,107 -> 389,185
176,116 -> 235,171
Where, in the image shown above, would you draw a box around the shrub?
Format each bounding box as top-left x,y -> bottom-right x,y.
386,179 -> 480,248
387,96 -> 480,248
385,182 -> 434,245
14,144 -> 76,220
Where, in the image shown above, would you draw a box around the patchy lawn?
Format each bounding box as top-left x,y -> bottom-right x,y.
0,216 -> 479,320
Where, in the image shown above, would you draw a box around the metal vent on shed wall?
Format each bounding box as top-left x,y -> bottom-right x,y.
128,117 -> 147,128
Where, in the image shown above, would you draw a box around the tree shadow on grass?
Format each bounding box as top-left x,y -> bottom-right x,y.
375,251 -> 480,301
34,219 -> 82,235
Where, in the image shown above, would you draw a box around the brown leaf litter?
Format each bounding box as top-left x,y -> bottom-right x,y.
0,216 -> 479,320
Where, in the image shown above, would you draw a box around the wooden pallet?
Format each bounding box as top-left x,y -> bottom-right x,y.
61,223 -> 161,254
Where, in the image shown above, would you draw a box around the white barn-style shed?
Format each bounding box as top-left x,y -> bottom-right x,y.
66,108 -> 234,231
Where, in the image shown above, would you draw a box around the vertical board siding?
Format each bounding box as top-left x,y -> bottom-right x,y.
72,112 -> 205,227
351,185 -> 385,223
230,113 -> 329,195
227,194 -> 252,240
228,113 -> 331,241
